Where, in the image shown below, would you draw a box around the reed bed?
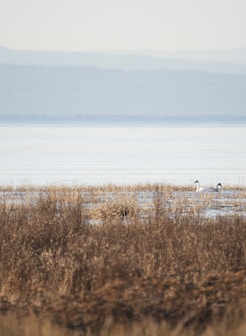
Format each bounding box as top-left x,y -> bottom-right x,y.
0,183 -> 246,335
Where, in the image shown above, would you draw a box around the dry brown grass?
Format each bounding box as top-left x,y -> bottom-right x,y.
0,183 -> 246,335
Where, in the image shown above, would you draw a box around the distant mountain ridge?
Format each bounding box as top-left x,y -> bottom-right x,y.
1,64 -> 246,119
141,48 -> 246,64
1,46 -> 246,74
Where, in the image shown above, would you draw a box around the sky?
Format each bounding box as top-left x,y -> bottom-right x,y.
1,0 -> 246,52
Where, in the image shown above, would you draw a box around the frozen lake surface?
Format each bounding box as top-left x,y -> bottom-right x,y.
0,124 -> 245,186
1,187 -> 245,219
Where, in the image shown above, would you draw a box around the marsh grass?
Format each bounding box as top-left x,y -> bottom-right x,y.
0,183 -> 246,335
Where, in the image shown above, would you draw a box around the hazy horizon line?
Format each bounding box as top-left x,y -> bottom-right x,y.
1,44 -> 246,54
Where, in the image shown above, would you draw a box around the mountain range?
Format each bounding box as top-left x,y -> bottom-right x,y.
1,46 -> 246,74
1,46 -> 246,123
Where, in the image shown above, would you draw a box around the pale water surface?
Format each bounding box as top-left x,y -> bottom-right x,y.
0,125 -> 245,186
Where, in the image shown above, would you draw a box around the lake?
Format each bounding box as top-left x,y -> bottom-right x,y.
0,124 -> 245,186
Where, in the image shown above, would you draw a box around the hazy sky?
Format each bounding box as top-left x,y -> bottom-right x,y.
1,0 -> 246,52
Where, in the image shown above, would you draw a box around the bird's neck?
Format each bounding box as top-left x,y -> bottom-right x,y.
196,183 -> 200,192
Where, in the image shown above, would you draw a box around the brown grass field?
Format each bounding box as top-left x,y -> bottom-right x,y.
0,183 -> 246,335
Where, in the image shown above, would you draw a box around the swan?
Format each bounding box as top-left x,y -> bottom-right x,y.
214,183 -> 222,192
194,180 -> 204,192
194,180 -> 222,193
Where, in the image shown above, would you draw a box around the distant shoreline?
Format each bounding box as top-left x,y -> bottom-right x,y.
0,114 -> 245,127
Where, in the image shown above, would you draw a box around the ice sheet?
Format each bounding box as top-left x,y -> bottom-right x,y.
0,125 -> 245,186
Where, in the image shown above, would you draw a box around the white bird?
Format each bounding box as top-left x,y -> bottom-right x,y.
214,183 -> 222,192
194,180 -> 204,192
194,180 -> 222,193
